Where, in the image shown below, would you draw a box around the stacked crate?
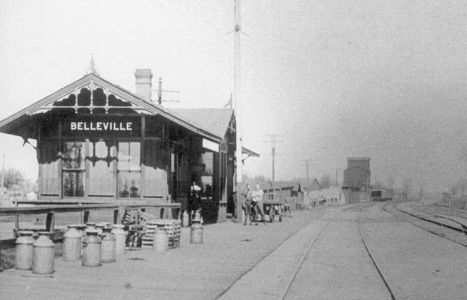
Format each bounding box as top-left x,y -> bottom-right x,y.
142,219 -> 181,249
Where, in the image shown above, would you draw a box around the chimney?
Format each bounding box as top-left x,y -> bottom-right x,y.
135,68 -> 153,102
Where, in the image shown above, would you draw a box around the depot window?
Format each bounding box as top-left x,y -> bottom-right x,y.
200,152 -> 213,198
62,141 -> 85,197
117,141 -> 141,198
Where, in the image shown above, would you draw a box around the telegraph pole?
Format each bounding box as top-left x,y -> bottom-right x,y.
153,77 -> 180,106
263,135 -> 280,199
303,160 -> 310,186
335,168 -> 338,186
234,0 -> 244,222
264,135 -> 277,184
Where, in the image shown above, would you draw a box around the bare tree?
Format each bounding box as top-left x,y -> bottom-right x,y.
1,168 -> 26,190
253,175 -> 267,184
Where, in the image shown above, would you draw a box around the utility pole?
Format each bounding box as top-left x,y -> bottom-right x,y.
264,135 -> 278,184
234,0 -> 244,222
152,77 -> 180,106
303,160 -> 310,186
335,168 -> 338,186
263,135 -> 281,199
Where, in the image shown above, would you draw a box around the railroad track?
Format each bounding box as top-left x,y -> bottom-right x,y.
383,202 -> 467,247
342,202 -> 375,212
219,203 -> 400,300
357,224 -> 396,300
355,202 -> 398,300
216,220 -> 330,300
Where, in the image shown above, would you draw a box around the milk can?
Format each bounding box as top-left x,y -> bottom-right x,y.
86,222 -> 96,231
95,223 -> 106,236
15,231 -> 34,270
111,224 -> 127,256
32,232 -> 55,274
75,224 -> 87,256
63,225 -> 82,261
101,227 -> 116,263
194,210 -> 201,221
154,228 -> 169,253
82,229 -> 101,267
182,211 -> 190,227
190,219 -> 203,244
76,224 -> 87,236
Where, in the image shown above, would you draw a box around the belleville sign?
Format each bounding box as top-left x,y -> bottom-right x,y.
70,121 -> 133,131
63,118 -> 140,137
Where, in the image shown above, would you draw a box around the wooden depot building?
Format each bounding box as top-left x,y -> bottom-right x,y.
0,68 -> 258,223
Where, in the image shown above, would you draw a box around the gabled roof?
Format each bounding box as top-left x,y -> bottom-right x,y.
0,73 -> 220,141
347,157 -> 370,161
260,181 -> 301,191
344,165 -> 371,173
170,108 -> 259,157
306,178 -> 322,191
170,108 -> 234,138
242,146 -> 259,158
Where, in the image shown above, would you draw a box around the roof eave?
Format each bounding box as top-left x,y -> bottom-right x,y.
0,73 -> 222,142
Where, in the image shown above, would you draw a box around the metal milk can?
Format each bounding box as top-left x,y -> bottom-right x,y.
15,231 -> 34,270
75,224 -> 87,236
75,224 -> 87,256
101,227 -> 116,263
194,210 -> 201,221
190,219 -> 203,244
63,225 -> 82,261
95,223 -> 106,236
86,222 -> 96,233
182,210 -> 190,227
154,228 -> 169,253
32,232 -> 55,274
82,229 -> 101,267
111,224 -> 127,256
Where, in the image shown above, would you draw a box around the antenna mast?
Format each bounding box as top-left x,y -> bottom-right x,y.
153,77 -> 180,106
234,0 -> 242,185
234,0 -> 243,222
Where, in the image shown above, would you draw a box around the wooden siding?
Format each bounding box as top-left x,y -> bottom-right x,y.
39,140 -> 60,197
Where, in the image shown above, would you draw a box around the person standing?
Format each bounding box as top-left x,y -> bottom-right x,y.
252,184 -> 266,224
189,181 -> 202,219
242,184 -> 253,225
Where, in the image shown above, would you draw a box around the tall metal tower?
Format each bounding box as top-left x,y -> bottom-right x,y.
234,0 -> 244,222
234,0 -> 242,186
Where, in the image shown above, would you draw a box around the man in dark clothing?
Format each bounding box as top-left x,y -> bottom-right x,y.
242,184 -> 253,225
189,181 -> 202,217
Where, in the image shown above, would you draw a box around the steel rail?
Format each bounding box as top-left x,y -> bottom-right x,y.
281,222 -> 329,300
357,224 -> 396,300
383,203 -> 467,248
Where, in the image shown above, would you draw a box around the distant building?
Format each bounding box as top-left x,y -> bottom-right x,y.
306,178 -> 322,192
260,181 -> 302,200
342,157 -> 371,202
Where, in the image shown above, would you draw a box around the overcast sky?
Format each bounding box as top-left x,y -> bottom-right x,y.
1,0 -> 467,193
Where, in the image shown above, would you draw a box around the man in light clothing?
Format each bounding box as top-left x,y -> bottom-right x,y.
252,184 -> 265,224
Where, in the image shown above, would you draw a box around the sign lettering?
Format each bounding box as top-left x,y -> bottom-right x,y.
70,121 -> 133,132
63,117 -> 140,137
